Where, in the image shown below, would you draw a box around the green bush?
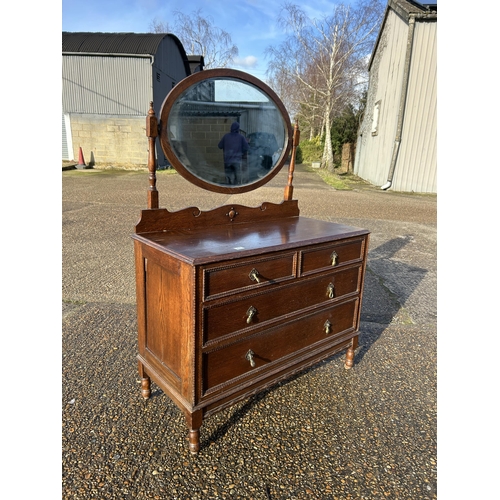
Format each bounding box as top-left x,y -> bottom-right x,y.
296,136 -> 323,163
330,106 -> 360,160
295,98 -> 364,165
295,145 -> 303,164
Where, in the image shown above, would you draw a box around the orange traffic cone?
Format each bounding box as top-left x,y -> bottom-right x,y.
76,147 -> 87,169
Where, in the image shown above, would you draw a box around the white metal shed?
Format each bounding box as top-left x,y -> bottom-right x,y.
354,0 -> 437,193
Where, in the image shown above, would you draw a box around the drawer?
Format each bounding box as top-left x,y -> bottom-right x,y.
203,298 -> 359,393
300,237 -> 366,276
202,252 -> 296,299
202,266 -> 362,344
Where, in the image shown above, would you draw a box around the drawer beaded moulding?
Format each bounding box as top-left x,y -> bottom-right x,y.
132,69 -> 370,453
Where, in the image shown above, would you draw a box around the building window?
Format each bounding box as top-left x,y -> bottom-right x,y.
156,72 -> 161,82
371,100 -> 381,136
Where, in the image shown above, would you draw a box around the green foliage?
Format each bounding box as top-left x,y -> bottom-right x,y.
330,104 -> 362,160
296,92 -> 367,166
295,145 -> 303,164
297,136 -> 324,163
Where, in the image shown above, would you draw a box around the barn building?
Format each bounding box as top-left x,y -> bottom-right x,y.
62,32 -> 201,168
354,0 -> 437,193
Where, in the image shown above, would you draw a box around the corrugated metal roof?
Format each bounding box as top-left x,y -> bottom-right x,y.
391,0 -> 433,16
368,0 -> 437,72
408,0 -> 437,10
62,32 -> 176,55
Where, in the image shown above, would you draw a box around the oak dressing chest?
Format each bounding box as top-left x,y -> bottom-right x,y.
132,69 -> 369,453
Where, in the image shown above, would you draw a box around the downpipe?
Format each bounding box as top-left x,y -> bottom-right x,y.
381,139 -> 400,190
381,15 -> 415,190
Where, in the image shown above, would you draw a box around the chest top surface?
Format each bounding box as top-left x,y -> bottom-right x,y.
132,217 -> 369,265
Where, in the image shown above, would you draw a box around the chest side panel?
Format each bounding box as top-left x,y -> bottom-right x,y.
142,246 -> 195,396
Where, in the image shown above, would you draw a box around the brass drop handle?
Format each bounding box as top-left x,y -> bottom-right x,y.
245,349 -> 256,368
326,283 -> 335,299
249,268 -> 261,283
246,306 -> 257,324
324,319 -> 332,335
330,251 -> 338,266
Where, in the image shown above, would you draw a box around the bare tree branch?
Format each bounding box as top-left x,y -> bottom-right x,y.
149,8 -> 238,69
266,0 -> 384,170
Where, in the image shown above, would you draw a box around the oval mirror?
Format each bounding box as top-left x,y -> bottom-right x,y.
159,69 -> 293,194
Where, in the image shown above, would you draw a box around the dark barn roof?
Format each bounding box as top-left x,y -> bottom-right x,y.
62,32 -> 192,76
62,32 -> 182,55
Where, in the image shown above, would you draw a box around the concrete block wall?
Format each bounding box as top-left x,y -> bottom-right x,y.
70,114 -> 148,169
181,117 -> 229,165
174,117 -> 233,183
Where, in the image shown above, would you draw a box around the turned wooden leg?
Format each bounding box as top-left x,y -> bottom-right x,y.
138,362 -> 151,399
185,410 -> 203,454
141,377 -> 151,399
345,346 -> 355,369
351,335 -> 359,351
188,429 -> 200,454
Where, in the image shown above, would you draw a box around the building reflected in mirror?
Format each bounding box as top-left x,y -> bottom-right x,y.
166,77 -> 286,187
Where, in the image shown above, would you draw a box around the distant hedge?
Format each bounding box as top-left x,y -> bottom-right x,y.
296,135 -> 323,164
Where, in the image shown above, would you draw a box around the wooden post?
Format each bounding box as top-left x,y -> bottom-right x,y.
146,101 -> 159,209
341,142 -> 355,173
284,120 -> 300,201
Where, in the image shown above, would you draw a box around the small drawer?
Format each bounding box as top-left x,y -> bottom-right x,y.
202,266 -> 362,344
203,252 -> 296,299
300,237 -> 365,276
203,298 -> 359,392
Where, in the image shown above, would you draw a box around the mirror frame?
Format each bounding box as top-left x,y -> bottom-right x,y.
159,68 -> 293,194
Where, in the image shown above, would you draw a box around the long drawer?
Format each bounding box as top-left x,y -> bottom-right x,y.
202,265 -> 362,344
202,298 -> 359,394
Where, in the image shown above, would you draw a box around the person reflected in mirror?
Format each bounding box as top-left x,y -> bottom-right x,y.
218,121 -> 249,185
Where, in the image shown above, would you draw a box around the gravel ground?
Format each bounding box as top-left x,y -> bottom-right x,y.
62,165 -> 437,499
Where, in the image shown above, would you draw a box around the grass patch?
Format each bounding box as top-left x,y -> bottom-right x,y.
157,168 -> 178,175
62,165 -> 179,177
63,167 -> 143,176
315,169 -> 351,190
304,164 -> 371,190
63,299 -> 86,305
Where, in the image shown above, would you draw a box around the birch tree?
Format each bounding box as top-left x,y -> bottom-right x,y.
150,9 -> 238,69
266,1 -> 383,170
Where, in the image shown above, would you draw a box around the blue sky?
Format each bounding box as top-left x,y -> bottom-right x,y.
62,0 -> 356,81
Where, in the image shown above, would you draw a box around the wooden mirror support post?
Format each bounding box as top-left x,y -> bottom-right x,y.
132,69 -> 370,454
284,120 -> 300,202
146,101 -> 158,210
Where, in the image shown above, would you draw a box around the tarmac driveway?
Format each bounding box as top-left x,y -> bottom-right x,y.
62,165 -> 437,499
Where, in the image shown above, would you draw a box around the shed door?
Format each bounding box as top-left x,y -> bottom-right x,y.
62,112 -> 73,160
62,113 -> 68,160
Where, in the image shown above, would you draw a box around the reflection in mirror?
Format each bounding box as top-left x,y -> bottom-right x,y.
166,78 -> 287,187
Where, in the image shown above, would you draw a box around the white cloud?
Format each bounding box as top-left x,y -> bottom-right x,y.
233,55 -> 258,68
